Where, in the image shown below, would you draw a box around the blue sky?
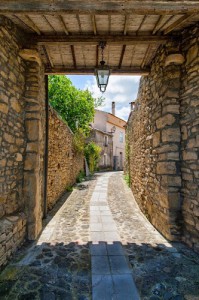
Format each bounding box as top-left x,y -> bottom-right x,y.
67,75 -> 140,121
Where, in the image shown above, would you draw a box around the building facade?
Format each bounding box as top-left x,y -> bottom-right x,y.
91,103 -> 126,171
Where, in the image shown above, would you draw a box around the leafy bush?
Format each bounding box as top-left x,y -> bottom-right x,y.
84,142 -> 101,173
76,170 -> 85,183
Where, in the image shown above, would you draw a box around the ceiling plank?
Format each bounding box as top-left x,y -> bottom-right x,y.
136,15 -> 147,35
164,13 -> 197,34
35,34 -> 171,46
1,1 -> 199,15
12,15 -> 35,33
42,45 -> 54,68
141,45 -> 151,68
130,46 -> 136,67
45,67 -> 150,75
43,15 -> 57,33
24,15 -> 41,34
155,15 -> 174,33
70,45 -> 77,68
91,14 -> 97,35
123,15 -> 129,35
118,45 -> 126,68
152,15 -> 164,34
108,15 -> 111,35
58,15 -> 69,35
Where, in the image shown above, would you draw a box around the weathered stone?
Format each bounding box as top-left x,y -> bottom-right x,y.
10,98 -> 22,113
153,131 -> 160,148
4,132 -> 15,144
15,153 -> 23,161
25,119 -> 39,141
183,151 -> 198,161
162,128 -> 181,143
156,114 -> 176,129
157,162 -> 176,175
0,102 -> 8,114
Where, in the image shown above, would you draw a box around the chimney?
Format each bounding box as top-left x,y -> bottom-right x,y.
130,101 -> 135,111
112,102 -> 115,115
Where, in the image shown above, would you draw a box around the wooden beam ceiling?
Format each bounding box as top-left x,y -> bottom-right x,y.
45,67 -> 150,75
1,1 -> 199,15
35,34 -> 172,46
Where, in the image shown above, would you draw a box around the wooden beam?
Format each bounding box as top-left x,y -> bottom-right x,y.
76,14 -> 82,33
141,45 -> 151,68
123,15 -> 129,35
70,45 -> 77,68
164,13 -> 197,34
96,45 -> 99,67
45,67 -> 150,75
136,15 -> 147,35
42,45 -> 54,68
58,15 -> 69,35
1,1 -> 199,15
91,14 -> 97,35
152,15 -> 164,34
35,34 -> 171,46
118,45 -> 126,68
43,15 -> 57,33
130,46 -> 136,67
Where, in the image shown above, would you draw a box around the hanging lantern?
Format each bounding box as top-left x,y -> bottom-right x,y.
95,42 -> 111,93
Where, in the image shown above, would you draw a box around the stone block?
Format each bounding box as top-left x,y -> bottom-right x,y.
162,128 -> 181,143
25,119 -> 39,141
24,153 -> 38,171
157,162 -> 176,175
162,105 -> 180,114
152,131 -> 160,147
183,151 -> 198,161
3,132 -> 14,144
156,114 -> 176,129
10,98 -> 22,113
15,153 -> 23,161
0,102 -> 8,114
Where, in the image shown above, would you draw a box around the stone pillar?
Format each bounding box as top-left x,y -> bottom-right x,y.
155,59 -> 182,240
23,59 -> 45,240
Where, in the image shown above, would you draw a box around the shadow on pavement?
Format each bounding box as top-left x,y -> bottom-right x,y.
0,240 -> 199,300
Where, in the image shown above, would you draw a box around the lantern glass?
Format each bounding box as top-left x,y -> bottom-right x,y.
96,67 -> 110,93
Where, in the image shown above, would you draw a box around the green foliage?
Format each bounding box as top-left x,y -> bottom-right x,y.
84,142 -> 101,173
66,186 -> 73,192
48,75 -> 95,135
94,96 -> 105,108
73,128 -> 85,153
76,170 -> 85,183
124,174 -> 130,187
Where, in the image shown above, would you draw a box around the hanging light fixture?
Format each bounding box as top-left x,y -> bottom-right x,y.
95,41 -> 111,93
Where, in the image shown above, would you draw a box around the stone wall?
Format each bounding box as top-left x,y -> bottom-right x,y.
47,108 -> 84,210
127,24 -> 199,249
180,25 -> 199,251
0,16 -> 46,267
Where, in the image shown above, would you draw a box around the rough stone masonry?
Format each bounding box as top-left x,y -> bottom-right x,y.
126,23 -> 199,252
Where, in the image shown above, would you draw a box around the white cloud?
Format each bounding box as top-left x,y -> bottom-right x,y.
84,75 -> 140,120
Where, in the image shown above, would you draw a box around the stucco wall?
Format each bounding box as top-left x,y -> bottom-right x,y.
47,108 -> 84,210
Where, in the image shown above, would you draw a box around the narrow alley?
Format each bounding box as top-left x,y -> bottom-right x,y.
0,172 -> 199,300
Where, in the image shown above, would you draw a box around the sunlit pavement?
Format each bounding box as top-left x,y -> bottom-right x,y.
0,172 -> 199,299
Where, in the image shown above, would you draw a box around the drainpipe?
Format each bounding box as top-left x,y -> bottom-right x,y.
43,75 -> 49,219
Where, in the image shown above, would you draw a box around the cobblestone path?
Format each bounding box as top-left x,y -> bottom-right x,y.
0,172 -> 199,300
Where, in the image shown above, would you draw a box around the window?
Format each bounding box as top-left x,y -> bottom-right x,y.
119,132 -> 124,143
